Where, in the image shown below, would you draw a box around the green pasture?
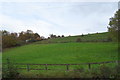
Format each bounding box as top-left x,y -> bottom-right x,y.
3,42 -> 118,64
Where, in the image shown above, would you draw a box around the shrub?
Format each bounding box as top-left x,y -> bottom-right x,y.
111,65 -> 120,79
99,64 -> 112,78
2,59 -> 19,78
90,68 -> 100,79
74,66 -> 84,73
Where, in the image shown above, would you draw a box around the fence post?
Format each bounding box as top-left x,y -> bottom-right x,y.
66,64 -> 69,71
45,64 -> 48,70
88,64 -> 91,70
27,64 -> 30,71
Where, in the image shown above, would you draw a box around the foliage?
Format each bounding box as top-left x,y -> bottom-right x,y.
2,30 -> 41,49
2,30 -> 18,48
18,30 -> 41,42
108,9 -> 120,42
81,34 -> 84,37
74,66 -> 84,72
49,34 -> 57,38
18,65 -> 119,78
90,68 -> 100,78
61,35 -> 64,37
2,58 -> 19,78
99,64 -> 112,78
111,65 -> 120,78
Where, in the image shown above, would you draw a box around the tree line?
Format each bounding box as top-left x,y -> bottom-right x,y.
2,30 -> 41,49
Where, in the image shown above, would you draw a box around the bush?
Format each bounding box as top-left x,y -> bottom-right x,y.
99,64 -> 112,78
74,66 -> 84,73
2,59 -> 19,78
90,68 -> 100,79
2,35 -> 18,48
111,65 -> 120,79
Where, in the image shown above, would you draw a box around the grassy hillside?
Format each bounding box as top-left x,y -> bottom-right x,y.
2,32 -> 118,77
35,32 -> 110,44
3,42 -> 117,64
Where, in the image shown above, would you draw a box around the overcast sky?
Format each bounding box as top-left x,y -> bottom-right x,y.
0,2 -> 118,37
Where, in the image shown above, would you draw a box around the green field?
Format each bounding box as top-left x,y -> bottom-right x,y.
3,42 -> 118,64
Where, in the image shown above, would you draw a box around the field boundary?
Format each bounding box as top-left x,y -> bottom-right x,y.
3,60 -> 119,71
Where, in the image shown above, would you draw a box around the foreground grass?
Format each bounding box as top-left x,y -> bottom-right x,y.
3,64 -> 120,78
3,42 -> 118,64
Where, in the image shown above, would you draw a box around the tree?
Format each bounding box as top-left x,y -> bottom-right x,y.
49,34 -> 56,38
81,34 -> 84,37
26,30 -> 33,34
2,30 -> 9,36
108,9 -> 120,42
19,31 -> 26,41
58,35 -> 60,37
61,35 -> 64,37
34,33 -> 40,39
11,33 -> 18,38
2,30 -> 41,49
2,31 -> 18,48
48,37 -> 50,39
19,30 -> 37,41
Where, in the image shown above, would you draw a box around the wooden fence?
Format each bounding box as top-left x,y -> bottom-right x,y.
3,60 -> 119,71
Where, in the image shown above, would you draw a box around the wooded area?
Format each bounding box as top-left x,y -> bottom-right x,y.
2,30 -> 41,48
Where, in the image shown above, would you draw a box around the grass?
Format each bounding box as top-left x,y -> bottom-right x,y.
3,42 -> 118,64
35,32 -> 109,44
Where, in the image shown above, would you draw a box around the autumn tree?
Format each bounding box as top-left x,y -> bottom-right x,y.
18,30 -> 41,42
34,33 -> 41,40
2,30 -> 18,48
19,31 -> 26,41
2,30 -> 41,49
